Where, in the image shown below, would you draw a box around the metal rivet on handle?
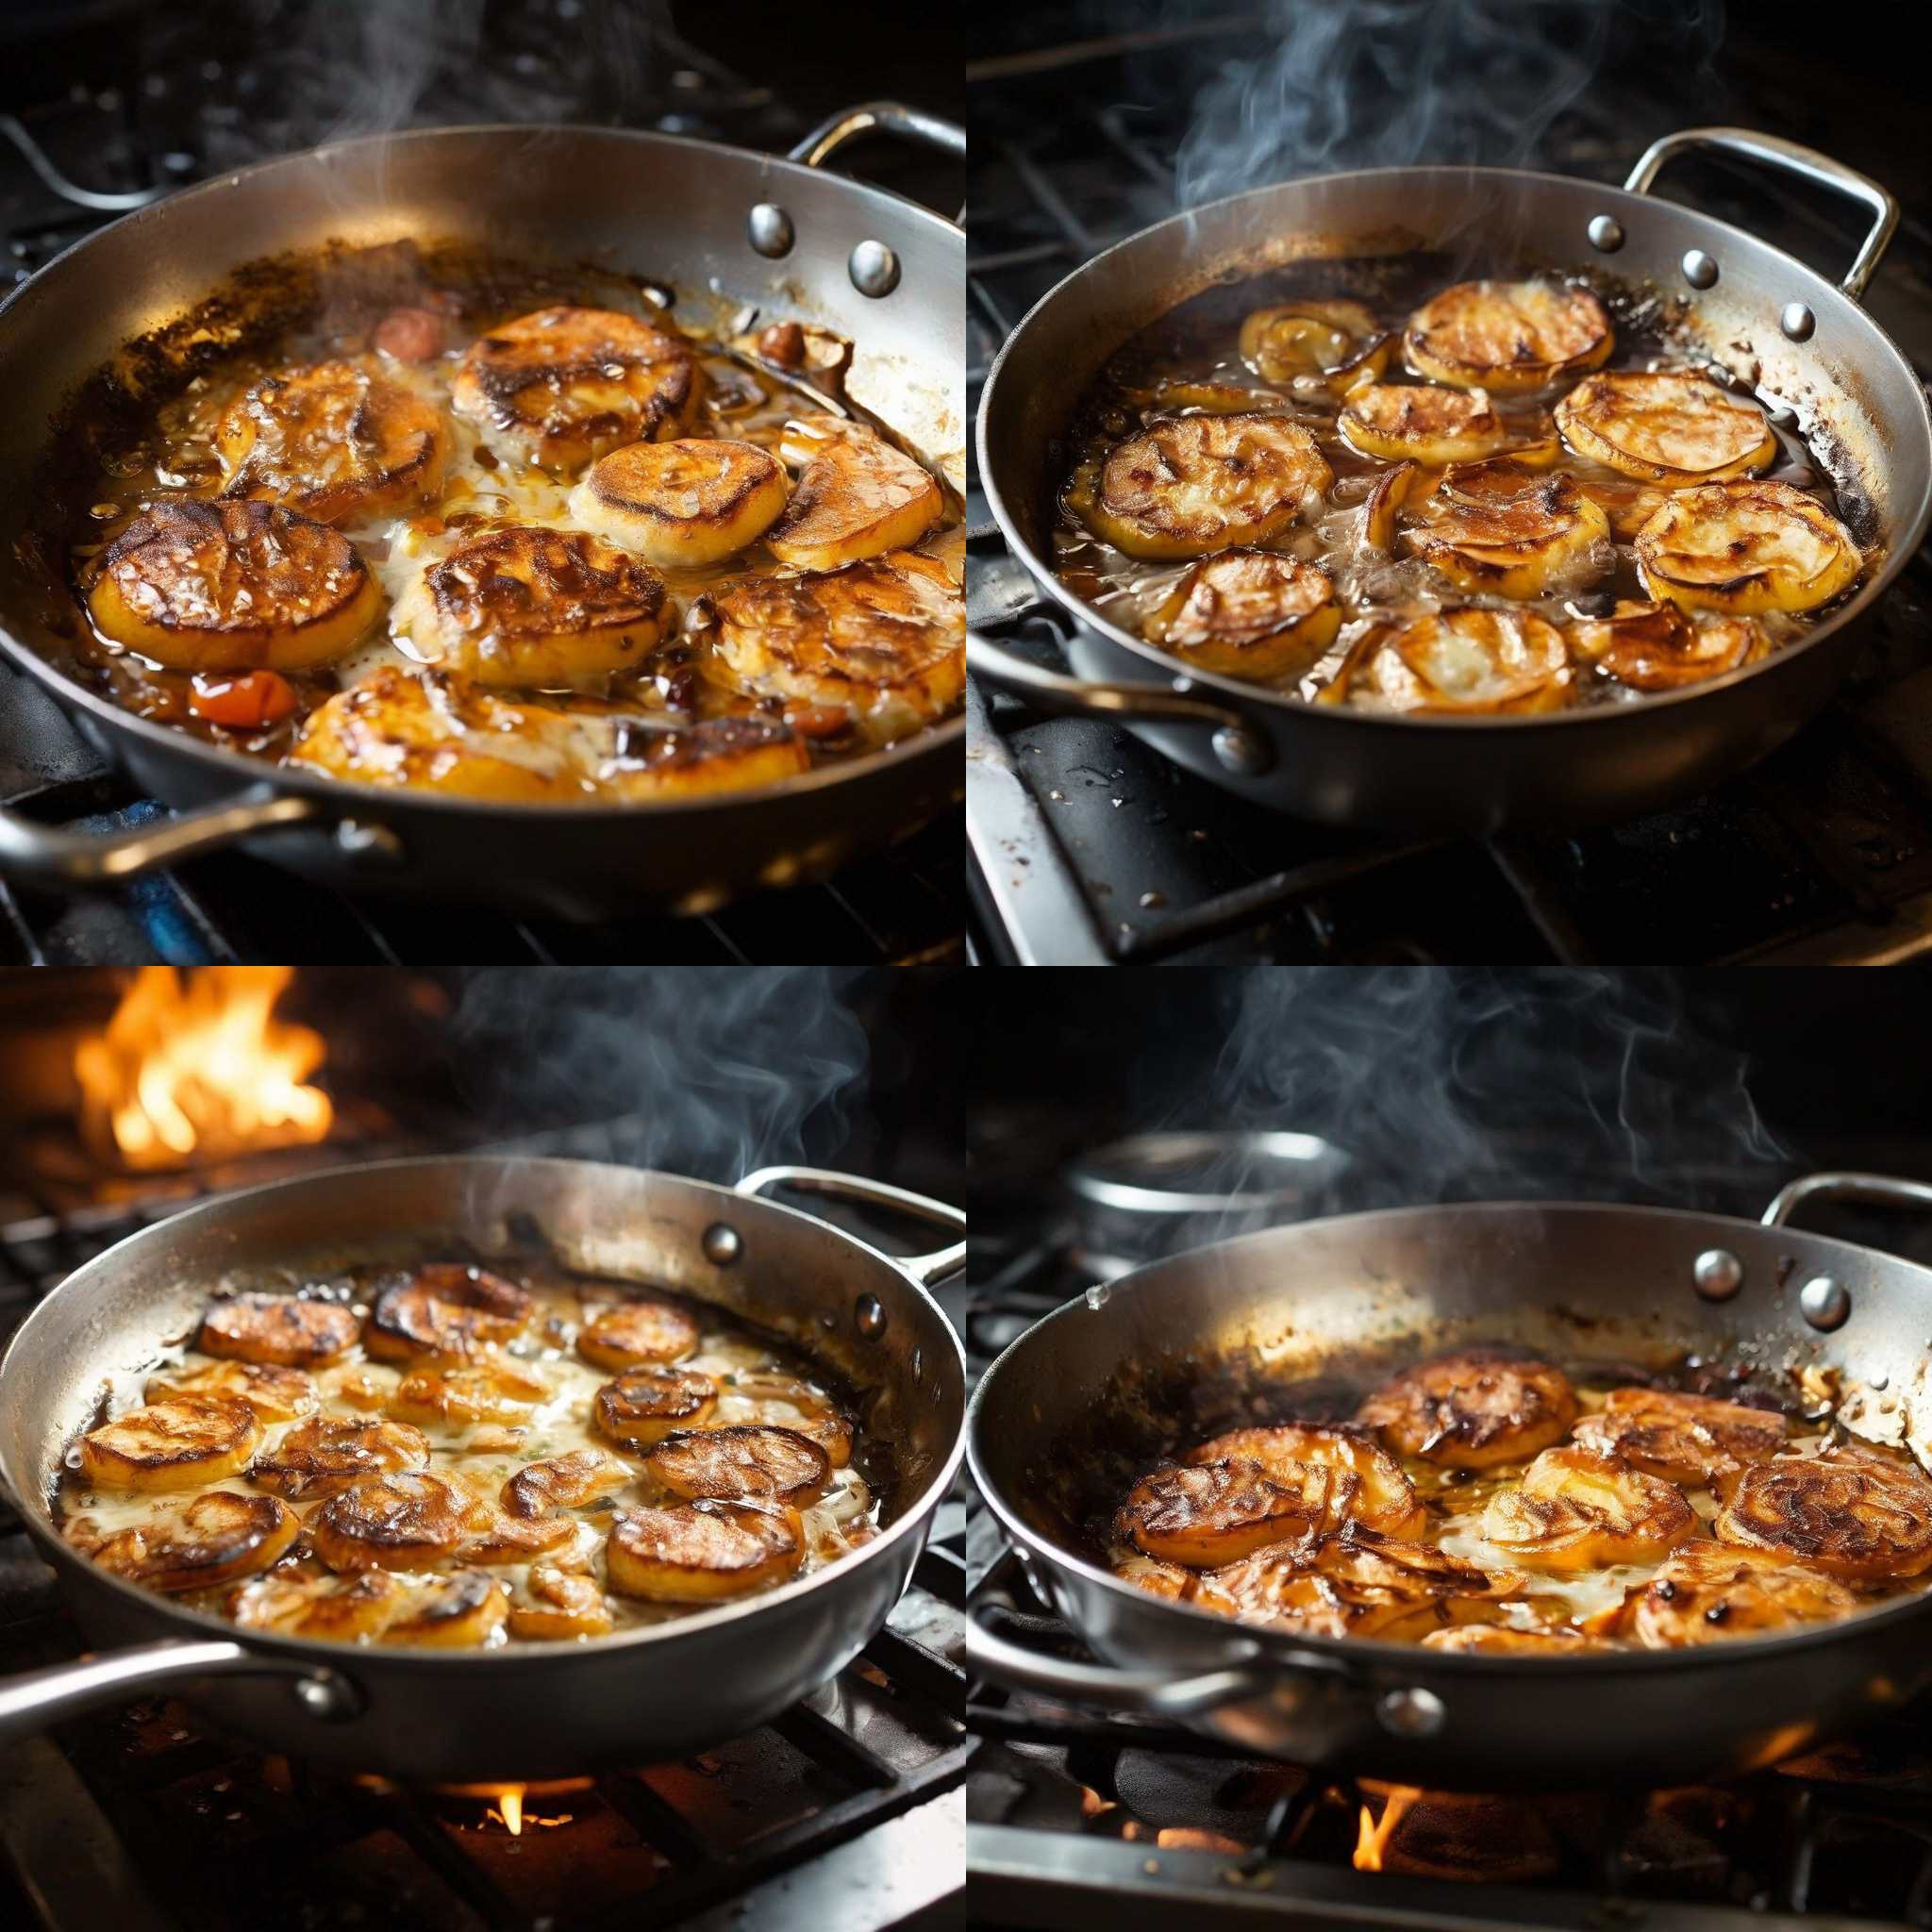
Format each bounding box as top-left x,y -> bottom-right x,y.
702,1223 -> 743,1266
848,240 -> 901,298
1587,214 -> 1624,253
334,820 -> 404,863
1799,1274 -> 1851,1331
855,1292 -> 887,1340
747,203 -> 793,258
291,1671 -> 360,1722
1377,1687 -> 1445,1738
1781,302 -> 1816,341
1211,724 -> 1273,776
1692,1248 -> 1743,1302
1682,249 -> 1719,289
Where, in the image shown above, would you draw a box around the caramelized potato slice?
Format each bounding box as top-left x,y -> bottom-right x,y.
503,1447 -> 635,1519
724,1373 -> 854,1468
1077,413 -> 1331,559
71,1490 -> 298,1592
1714,1446 -> 1932,1584
765,415 -> 943,571
250,1415 -> 431,1501
230,1567 -> 408,1641
1338,384 -> 1531,465
458,1508 -> 578,1564
508,1561 -> 617,1641
310,1471 -> 471,1573
198,1293 -> 359,1369
1405,279 -> 1613,392
1555,370 -> 1777,485
145,1359 -> 318,1424
575,1299 -> 701,1371
1110,1554 -> 1240,1614
1483,1445 -> 1696,1573
1115,1458 -> 1324,1567
594,1366 -> 720,1449
1187,1424 -> 1429,1539
1572,1387 -> 1788,1496
1338,607 -> 1574,714
569,438 -> 789,567
1361,460 -> 1419,552
388,1357 -> 553,1428
1636,480 -> 1860,616
364,1263 -> 533,1361
1422,1624 -> 1620,1655
1141,552 -> 1340,679
599,715 -> 814,800
645,1424 -> 832,1505
1409,465 -> 1610,600
87,500 -> 381,673
1357,1353 -> 1579,1468
384,1570 -> 510,1649
606,1499 -> 804,1603
1569,599 -> 1768,691
78,1394 -> 262,1491
1239,299 -> 1391,392
1629,1538 -> 1860,1647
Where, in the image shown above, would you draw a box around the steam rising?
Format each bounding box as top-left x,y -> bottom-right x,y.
1174,0 -> 1724,208
1214,968 -> 1784,1208
450,967 -> 870,1182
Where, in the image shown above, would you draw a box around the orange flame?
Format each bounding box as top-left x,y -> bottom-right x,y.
496,1788 -> 524,1836
75,968 -> 332,1170
1354,1786 -> 1421,1873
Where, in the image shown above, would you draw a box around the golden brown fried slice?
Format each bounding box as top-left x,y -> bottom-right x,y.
1409,466 -> 1611,600
1077,412 -> 1331,559
764,415 -> 943,571
645,1424 -> 831,1505
1636,480 -> 1860,616
724,1373 -> 854,1468
1357,1353 -> 1580,1468
1239,299 -> 1391,392
1115,1458 -> 1324,1568
69,1490 -> 298,1592
384,1570 -> 510,1648
1715,1447 -> 1932,1583
229,1567 -> 407,1641
1361,460 -> 1419,551
451,306 -> 703,471
606,1500 -> 804,1602
594,1365 -> 720,1449
198,1292 -> 360,1369
704,549 -> 962,744
1338,384 -> 1533,465
78,1393 -> 262,1492
388,1357 -> 552,1428
145,1359 -> 318,1424
1141,552 -> 1340,679
309,1471 -> 472,1573
1209,1524 -> 1523,1641
1555,370 -> 1777,485
1572,1388 -> 1788,1497
1405,279 -> 1613,392
508,1561 -> 616,1640
215,359 -> 449,524
250,1415 -> 431,1501
364,1263 -> 533,1361
1111,1554 -> 1241,1614
575,1299 -> 701,1371
1186,1424 -> 1429,1539
87,500 -> 381,673
1569,600 -> 1768,691
502,1447 -> 635,1519
569,438 -> 789,566
599,715 -> 814,799
1421,1624 -> 1619,1655
393,526 -> 669,689
458,1508 -> 578,1564
1335,608 -> 1574,714
1629,1539 -> 1859,1647
1483,1445 -> 1696,1573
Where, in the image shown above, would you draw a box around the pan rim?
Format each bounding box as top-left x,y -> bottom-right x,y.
975,160 -> 1932,734
0,119 -> 965,821
966,1194 -> 1932,1677
0,1152 -> 967,1667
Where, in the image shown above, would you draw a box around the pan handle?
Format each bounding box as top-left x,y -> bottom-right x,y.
790,101 -> 966,169
0,787 -> 330,888
968,629 -> 1277,776
735,1165 -> 965,1286
1624,127 -> 1899,302
1762,1171 -> 1932,1229
0,1637 -> 361,1745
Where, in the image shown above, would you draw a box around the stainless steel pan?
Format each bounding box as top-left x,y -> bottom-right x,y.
968,1172 -> 1932,1789
972,128 -> 1932,835
0,108 -> 964,920
0,1155 -> 965,1780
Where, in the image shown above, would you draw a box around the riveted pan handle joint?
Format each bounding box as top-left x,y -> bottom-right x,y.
790,101 -> 966,170
1763,1171 -> 1932,1230
736,1166 -> 965,1285
1624,127 -> 1898,301
0,788 -> 332,889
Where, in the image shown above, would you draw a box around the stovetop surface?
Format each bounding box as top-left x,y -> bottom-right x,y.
965,16 -> 1932,966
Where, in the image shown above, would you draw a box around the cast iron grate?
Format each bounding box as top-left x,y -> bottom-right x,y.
965,25 -> 1932,965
